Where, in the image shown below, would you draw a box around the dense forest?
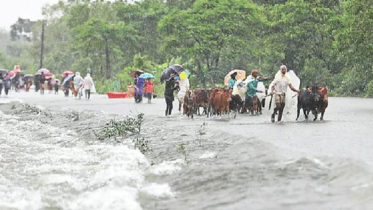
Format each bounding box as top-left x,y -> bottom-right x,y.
0,0 -> 372,97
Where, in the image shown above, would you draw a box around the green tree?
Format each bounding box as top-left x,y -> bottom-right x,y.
262,0 -> 343,88
159,0 -> 264,87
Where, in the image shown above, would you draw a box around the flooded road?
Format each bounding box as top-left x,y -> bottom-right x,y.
1,92 -> 373,209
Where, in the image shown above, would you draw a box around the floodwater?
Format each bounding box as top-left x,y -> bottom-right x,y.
1,91 -> 373,210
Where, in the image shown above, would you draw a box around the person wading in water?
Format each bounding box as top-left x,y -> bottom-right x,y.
164,72 -> 179,116
228,72 -> 237,90
246,69 -> 267,114
270,65 -> 300,123
40,72 -> 46,95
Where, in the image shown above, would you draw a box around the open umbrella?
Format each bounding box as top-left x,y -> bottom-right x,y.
44,73 -> 53,79
139,73 -> 155,79
62,70 -> 74,77
169,64 -> 184,74
23,74 -> 34,80
62,74 -> 74,86
160,67 -> 178,83
179,70 -> 191,80
224,69 -> 246,86
130,70 -> 144,78
0,69 -> 8,75
7,71 -> 16,79
37,68 -> 50,74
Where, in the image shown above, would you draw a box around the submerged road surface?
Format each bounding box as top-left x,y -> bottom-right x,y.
2,91 -> 373,165
1,91 -> 373,209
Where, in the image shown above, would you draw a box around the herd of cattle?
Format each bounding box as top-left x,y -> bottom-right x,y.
178,85 -> 328,121
297,85 -> 329,121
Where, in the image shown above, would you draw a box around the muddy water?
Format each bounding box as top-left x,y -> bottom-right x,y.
1,93 -> 373,210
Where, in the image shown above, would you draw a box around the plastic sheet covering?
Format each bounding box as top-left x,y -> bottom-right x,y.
267,70 -> 300,114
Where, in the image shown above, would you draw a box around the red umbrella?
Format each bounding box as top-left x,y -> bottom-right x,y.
7,71 -> 16,79
62,70 -> 74,77
44,73 -> 53,78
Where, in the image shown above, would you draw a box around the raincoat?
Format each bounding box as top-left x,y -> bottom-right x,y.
135,77 -> 145,96
84,75 -> 94,90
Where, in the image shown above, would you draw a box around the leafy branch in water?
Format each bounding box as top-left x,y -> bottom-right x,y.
133,137 -> 151,154
196,122 -> 207,146
177,142 -> 188,164
95,113 -> 145,141
13,103 -> 51,117
95,113 -> 150,154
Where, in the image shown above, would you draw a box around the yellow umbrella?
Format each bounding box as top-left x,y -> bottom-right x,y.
180,72 -> 187,80
224,69 -> 246,86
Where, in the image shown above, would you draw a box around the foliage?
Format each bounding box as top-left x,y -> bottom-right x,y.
133,137 -> 151,154
13,103 -> 51,117
95,113 -> 144,141
1,0 -> 373,97
10,18 -> 35,41
177,142 -> 188,163
159,0 -> 265,87
196,122 -> 207,146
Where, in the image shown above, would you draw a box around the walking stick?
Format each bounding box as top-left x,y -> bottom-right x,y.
268,94 -> 273,110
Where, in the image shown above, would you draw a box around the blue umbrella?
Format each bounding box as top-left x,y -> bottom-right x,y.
62,74 -> 75,85
139,73 -> 155,79
183,69 -> 191,76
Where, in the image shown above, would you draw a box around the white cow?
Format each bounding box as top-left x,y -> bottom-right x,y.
177,78 -> 190,111
232,79 -> 247,101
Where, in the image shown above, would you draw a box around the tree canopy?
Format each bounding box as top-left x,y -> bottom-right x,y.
1,0 -> 373,96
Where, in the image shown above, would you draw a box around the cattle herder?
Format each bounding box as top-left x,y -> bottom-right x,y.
228,72 -> 237,90
164,72 -> 179,116
245,69 -> 267,114
270,65 -> 300,122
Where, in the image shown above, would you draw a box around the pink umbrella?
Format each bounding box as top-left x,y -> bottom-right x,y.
7,71 -> 15,79
62,70 -> 74,77
37,68 -> 50,74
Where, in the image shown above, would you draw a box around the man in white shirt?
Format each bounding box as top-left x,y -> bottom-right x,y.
177,76 -> 190,111
271,65 -> 300,122
73,72 -> 84,97
84,73 -> 94,99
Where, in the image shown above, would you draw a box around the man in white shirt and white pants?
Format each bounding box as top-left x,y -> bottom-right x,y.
271,65 -> 300,123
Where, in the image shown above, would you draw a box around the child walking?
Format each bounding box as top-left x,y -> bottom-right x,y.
144,79 -> 154,103
54,80 -> 60,94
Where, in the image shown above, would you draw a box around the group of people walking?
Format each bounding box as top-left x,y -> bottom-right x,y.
0,66 -> 96,100
60,72 -> 94,99
229,65 -> 300,122
0,72 -> 11,97
131,72 -> 155,104
162,65 -> 301,122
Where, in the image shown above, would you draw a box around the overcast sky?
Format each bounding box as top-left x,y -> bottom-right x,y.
0,0 -> 60,30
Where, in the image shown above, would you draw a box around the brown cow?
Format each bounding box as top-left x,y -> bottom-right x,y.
193,88 -> 209,116
70,79 -> 77,97
183,90 -> 196,118
221,89 -> 232,116
250,95 -> 260,115
318,86 -> 328,120
209,87 -> 223,116
211,88 -> 232,117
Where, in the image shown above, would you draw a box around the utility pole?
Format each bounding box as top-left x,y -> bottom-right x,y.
39,21 -> 45,69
